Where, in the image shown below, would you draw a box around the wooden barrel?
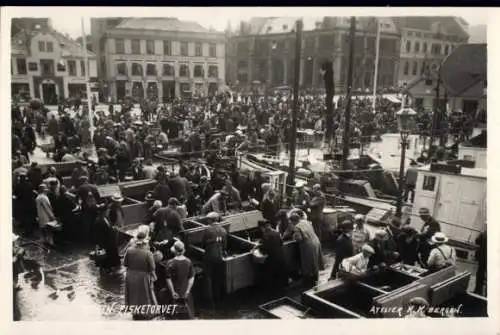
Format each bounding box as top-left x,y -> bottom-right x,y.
323,208 -> 337,233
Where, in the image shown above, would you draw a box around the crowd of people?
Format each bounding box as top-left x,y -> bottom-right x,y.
11,90 -> 487,321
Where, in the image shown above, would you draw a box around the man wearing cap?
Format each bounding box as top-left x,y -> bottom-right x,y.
153,198 -> 184,249
36,184 -> 56,246
165,241 -> 195,319
427,232 -> 456,272
94,204 -> 121,270
153,176 -> 172,208
71,161 -> 90,189
257,220 -> 288,294
260,188 -> 279,229
339,244 -> 375,278
293,183 -> 311,210
330,220 -> 354,280
368,230 -> 392,269
418,207 -> 441,266
309,184 -> 326,241
202,212 -> 228,309
222,179 -> 242,210
197,176 -> 214,204
75,175 -> 101,243
351,215 -> 370,254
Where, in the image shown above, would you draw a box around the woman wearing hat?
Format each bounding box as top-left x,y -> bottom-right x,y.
164,241 -> 195,319
427,232 -> 456,272
124,226 -> 158,320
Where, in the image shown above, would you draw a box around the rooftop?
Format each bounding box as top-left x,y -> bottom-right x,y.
235,16 -> 465,37
417,164 -> 486,179
115,17 -> 217,34
11,28 -> 96,58
440,43 -> 486,97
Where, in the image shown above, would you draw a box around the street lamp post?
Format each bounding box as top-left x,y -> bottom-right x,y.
395,106 -> 417,217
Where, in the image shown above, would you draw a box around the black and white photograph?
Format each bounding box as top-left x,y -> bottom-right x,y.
4,7 -> 494,326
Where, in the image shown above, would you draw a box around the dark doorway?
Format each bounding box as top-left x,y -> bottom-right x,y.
42,83 -> 57,105
162,81 -> 175,103
132,82 -> 144,101
116,81 -> 126,101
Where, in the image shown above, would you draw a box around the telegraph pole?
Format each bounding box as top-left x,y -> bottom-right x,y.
322,60 -> 334,144
286,19 -> 302,201
342,17 -> 356,170
81,17 -> 94,140
429,69 -> 441,157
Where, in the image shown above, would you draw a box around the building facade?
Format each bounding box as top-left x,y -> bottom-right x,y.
91,18 -> 226,102
11,21 -> 97,105
226,17 -> 401,94
393,17 -> 470,109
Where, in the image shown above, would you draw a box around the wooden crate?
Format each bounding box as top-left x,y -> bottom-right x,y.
429,272 -> 472,306
259,297 -> 312,319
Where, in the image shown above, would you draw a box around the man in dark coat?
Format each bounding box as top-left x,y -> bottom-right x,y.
417,207 -> 441,266
309,184 -> 326,241
474,230 -> 487,296
13,173 -> 37,237
330,221 -> 354,279
27,162 -> 43,189
260,189 -> 279,229
168,172 -> 187,201
258,220 -> 288,294
74,176 -> 101,244
153,177 -> 172,207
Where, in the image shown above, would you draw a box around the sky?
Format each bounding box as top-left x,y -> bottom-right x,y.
7,7 -> 490,38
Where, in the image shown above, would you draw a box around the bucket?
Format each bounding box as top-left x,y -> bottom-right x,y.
323,208 -> 337,232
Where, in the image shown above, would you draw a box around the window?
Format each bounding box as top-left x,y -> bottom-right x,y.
146,40 -> 155,55
131,39 -> 141,54
28,62 -> 38,71
57,60 -> 66,72
80,60 -> 86,76
209,43 -> 217,57
463,155 -> 474,161
432,43 -> 442,55
38,41 -> 45,52
208,65 -> 218,78
422,175 -> 436,191
46,41 -> 54,52
162,64 -> 174,76
179,64 -> 189,77
403,61 -> 409,75
194,65 -> 204,78
421,62 -> 425,75
180,42 -> 189,56
40,59 -> 54,76
16,58 -> 27,75
163,40 -> 172,56
414,41 -> 420,53
195,42 -> 202,57
115,39 -> 125,54
146,64 -> 157,76
423,42 -> 428,53
444,45 -> 449,55
412,61 -> 418,75
131,63 -> 143,76
406,40 -> 411,53
116,62 -> 127,76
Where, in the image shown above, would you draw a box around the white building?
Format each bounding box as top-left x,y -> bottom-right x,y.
91,17 -> 226,102
11,23 -> 97,104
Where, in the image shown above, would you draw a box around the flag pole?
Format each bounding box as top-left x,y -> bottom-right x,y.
372,18 -> 381,113
81,17 -> 94,141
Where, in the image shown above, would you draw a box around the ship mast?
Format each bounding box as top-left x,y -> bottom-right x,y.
342,17 -> 356,170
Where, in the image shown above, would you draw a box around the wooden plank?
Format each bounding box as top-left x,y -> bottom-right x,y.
224,210 -> 264,233
377,284 -> 429,317
120,179 -> 157,200
416,266 -> 456,287
429,272 -> 471,306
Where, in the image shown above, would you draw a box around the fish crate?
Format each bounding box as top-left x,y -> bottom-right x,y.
36,161 -> 81,176
301,280 -> 379,318
187,234 -> 258,295
259,297 -> 316,319
119,179 -> 157,201
357,267 -> 420,292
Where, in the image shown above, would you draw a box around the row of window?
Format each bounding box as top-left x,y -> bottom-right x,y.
407,30 -> 463,43
405,40 -> 454,56
13,58 -> 86,76
114,39 -> 217,57
115,62 -> 219,78
38,41 -> 54,53
403,60 -> 439,78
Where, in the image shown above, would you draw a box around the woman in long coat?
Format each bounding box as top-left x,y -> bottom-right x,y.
290,213 -> 322,288
124,226 -> 157,320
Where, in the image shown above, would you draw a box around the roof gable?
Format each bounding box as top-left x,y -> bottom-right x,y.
115,17 -> 211,34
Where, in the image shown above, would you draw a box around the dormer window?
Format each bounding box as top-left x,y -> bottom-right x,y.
282,24 -> 288,30
266,26 -> 272,33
